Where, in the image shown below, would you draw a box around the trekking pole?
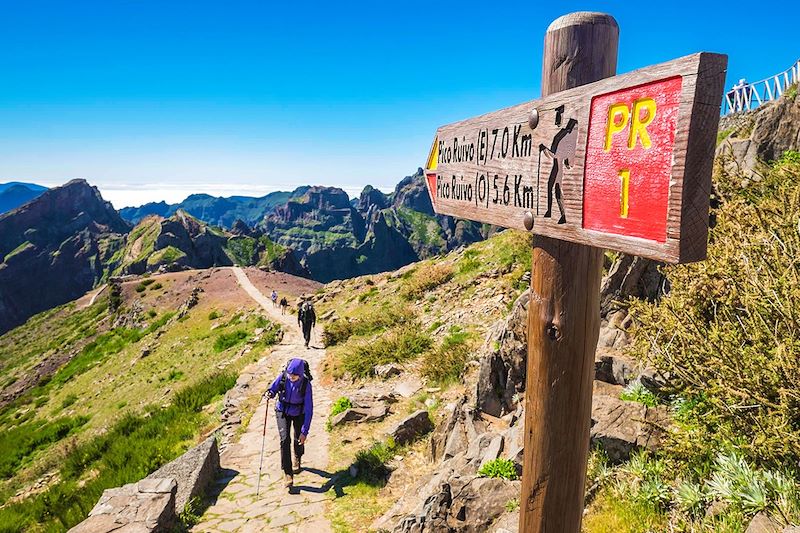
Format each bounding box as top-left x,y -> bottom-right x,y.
256,397 -> 270,497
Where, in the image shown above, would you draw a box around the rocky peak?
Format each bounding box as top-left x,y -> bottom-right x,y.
392,168 -> 434,215
357,185 -> 390,213
0,178 -> 129,260
299,186 -> 352,211
0,179 -> 129,334
230,219 -> 256,237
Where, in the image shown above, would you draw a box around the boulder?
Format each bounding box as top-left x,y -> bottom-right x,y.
431,398 -> 465,462
388,410 -> 434,445
394,380 -> 422,398
476,291 -> 529,417
745,512 -> 783,533
478,435 -> 504,471
717,94 -> 800,177
69,478 -> 177,533
375,363 -> 403,379
330,405 -> 388,426
594,352 -> 636,386
590,394 -> 669,463
392,477 -> 521,533
598,253 -> 667,349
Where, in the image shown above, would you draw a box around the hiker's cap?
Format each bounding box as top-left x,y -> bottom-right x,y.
287,358 -> 305,376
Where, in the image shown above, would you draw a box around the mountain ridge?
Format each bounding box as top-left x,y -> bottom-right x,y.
0,182 -> 48,215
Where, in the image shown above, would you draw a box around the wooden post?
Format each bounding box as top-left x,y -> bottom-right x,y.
520,12 -> 619,533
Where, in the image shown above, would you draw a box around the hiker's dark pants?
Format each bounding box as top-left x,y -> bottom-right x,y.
301,323 -> 312,346
275,410 -> 304,476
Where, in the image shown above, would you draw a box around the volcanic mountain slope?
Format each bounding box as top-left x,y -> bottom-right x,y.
118,186 -> 311,227
263,169 -> 494,282
0,179 -> 129,335
115,210 -> 310,278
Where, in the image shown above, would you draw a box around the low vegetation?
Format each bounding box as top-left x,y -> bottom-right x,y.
584,152 -> 800,530
400,263 -> 454,300
619,382 -> 658,407
354,438 -> 398,486
213,329 -> 250,352
478,458 -> 519,481
420,325 -> 474,385
0,372 -> 236,531
585,448 -> 800,531
339,325 -> 432,379
322,304 -> 414,346
326,396 -> 353,431
628,151 -> 800,467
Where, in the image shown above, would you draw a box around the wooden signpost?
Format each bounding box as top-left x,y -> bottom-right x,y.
423,12 -> 727,532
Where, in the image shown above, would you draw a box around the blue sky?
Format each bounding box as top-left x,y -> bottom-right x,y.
0,0 -> 796,208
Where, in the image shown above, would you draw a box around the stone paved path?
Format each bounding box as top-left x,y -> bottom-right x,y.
192,267 -> 334,532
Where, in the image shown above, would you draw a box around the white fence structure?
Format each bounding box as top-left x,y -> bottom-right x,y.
722,59 -> 800,115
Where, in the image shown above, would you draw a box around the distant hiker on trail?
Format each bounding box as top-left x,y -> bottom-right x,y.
298,298 -> 316,349
263,358 -> 314,489
271,289 -> 278,308
279,296 -> 288,315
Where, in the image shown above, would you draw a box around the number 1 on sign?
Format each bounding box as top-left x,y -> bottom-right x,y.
619,169 -> 630,218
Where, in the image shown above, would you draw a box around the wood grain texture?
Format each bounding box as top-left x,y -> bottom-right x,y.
425,51 -> 727,264
520,12 -> 614,533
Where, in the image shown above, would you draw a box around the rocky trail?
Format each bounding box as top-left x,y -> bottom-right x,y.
191,267 -> 334,532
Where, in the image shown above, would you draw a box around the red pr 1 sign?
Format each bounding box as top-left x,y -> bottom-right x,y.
583,76 -> 683,243
424,53 -> 727,263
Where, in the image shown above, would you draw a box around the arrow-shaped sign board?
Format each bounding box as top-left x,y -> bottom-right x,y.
424,52 -> 727,263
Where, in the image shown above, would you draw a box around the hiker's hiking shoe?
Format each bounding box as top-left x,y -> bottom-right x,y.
293,457 -> 302,474
284,474 -> 293,488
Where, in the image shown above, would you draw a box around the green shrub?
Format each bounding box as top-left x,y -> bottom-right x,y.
0,415 -> 89,479
208,310 -> 220,320
354,438 -> 397,485
61,394 -> 78,409
330,397 -> 352,417
420,326 -> 473,385
322,305 -> 414,347
213,329 -> 249,352
478,458 -> 518,480
627,155 -> 800,466
149,282 -> 163,290
178,496 -> 204,529
134,283 -> 147,293
326,396 -> 353,431
341,326 -> 432,378
505,498 -> 520,512
619,382 -> 658,407
147,309 -> 157,318
785,84 -> 798,102
401,263 -> 454,300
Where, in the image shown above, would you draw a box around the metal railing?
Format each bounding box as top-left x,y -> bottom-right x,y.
722,59 -> 800,115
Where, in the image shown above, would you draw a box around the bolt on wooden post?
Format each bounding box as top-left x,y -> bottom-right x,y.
421,10 -> 726,533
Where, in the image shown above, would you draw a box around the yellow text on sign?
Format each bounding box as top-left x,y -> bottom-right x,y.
603,98 -> 657,151
619,169 -> 630,218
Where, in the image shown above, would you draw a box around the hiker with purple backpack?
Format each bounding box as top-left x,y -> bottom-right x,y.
262,358 -> 314,489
